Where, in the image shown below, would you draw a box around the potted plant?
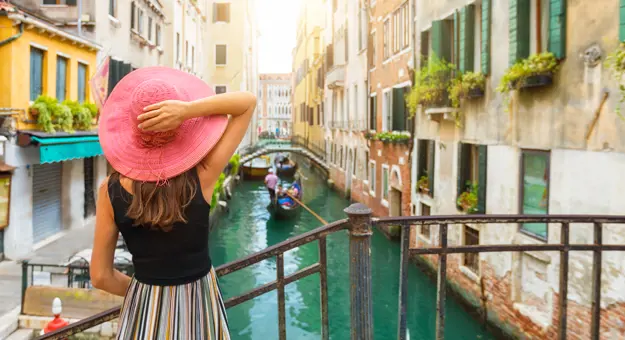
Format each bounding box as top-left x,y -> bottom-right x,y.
497,52 -> 559,93
449,71 -> 486,107
457,182 -> 479,213
373,131 -> 411,144
364,130 -> 376,140
406,53 -> 456,114
417,175 -> 429,194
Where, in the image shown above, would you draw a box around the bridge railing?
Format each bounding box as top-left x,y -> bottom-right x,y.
34,205 -> 625,340
291,136 -> 326,161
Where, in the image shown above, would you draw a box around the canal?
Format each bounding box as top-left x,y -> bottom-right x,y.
209,157 -> 495,340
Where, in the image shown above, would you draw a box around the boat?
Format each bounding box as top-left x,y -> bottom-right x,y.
275,154 -> 298,178
241,156 -> 272,180
268,180 -> 303,219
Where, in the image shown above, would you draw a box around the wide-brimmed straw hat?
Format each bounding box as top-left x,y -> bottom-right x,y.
99,66 -> 228,182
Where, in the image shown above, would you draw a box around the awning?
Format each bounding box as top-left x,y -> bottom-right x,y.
31,135 -> 103,164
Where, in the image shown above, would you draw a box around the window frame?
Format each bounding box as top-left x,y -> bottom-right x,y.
30,46 -> 45,102
147,17 -> 153,41
369,160 -> 376,197
462,225 -> 480,275
214,2 -> 231,23
155,24 -> 162,47
176,32 -> 181,62
130,2 -> 136,30
383,18 -> 390,60
381,164 -> 390,203
137,9 -> 144,35
55,55 -> 68,102
215,44 -> 228,66
381,88 -> 391,132
518,149 -> 551,241
109,0 -> 117,18
77,62 -> 88,103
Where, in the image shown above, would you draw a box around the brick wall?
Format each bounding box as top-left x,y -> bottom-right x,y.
367,141 -> 412,218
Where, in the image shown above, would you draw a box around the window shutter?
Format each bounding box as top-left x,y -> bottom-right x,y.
460,5 -> 476,72
108,59 -> 119,94
417,140 -> 426,185
431,20 -> 451,62
420,31 -> 429,66
456,143 -> 470,202
621,0 -> 625,41
370,96 -> 377,130
481,0 -> 491,74
477,145 -> 488,214
548,0 -> 566,59
454,11 -> 460,67
509,0 -> 530,66
392,87 -> 406,131
428,140 -> 436,195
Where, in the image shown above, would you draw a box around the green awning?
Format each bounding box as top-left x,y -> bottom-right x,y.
31,135 -> 103,164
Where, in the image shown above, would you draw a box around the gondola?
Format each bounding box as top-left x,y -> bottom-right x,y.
274,154 -> 298,178
241,156 -> 272,180
267,180 -> 303,219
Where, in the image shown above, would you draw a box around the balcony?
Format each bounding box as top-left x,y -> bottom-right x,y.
326,65 -> 345,90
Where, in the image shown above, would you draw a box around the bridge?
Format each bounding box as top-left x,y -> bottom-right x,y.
240,140 -> 329,172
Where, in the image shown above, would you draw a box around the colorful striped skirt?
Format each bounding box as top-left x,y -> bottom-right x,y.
116,267 -> 230,340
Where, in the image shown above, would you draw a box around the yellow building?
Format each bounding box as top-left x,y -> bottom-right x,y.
0,3 -> 106,260
292,0 -> 325,154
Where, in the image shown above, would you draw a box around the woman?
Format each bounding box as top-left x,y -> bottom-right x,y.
90,67 -> 255,339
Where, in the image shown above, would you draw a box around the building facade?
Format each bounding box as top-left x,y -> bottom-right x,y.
0,1 -> 105,260
204,0 -> 259,149
162,0 -> 206,78
292,0 -> 325,156
258,74 -> 292,138
410,0 -> 625,338
364,0 -> 413,220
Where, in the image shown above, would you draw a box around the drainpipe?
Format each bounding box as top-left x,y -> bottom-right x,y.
77,0 -> 82,36
0,22 -> 24,48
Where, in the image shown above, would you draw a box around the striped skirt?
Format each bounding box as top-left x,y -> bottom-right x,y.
117,267 -> 230,340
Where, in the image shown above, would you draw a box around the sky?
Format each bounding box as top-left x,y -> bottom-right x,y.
256,0 -> 301,74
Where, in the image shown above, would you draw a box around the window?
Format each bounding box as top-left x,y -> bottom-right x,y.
109,0 -> 117,17
463,226 -> 480,273
185,41 -> 189,66
382,90 -> 391,131
352,149 -> 357,176
359,5 -> 367,51
137,9 -> 144,35
176,33 -> 181,61
416,140 -> 435,196
43,0 -> 77,5
130,2 -> 136,30
216,44 -> 227,65
213,3 -> 231,23
391,86 -> 409,131
369,94 -> 377,130
30,47 -> 45,101
191,45 -> 195,71
457,143 -> 487,214
156,24 -> 162,47
55,56 -> 68,102
353,84 -> 358,128
530,0 -> 549,54
371,31 -> 377,67
215,86 -> 227,94
382,165 -> 389,200
383,19 -> 390,60
420,203 -> 431,238
77,63 -> 87,103
520,150 -> 550,239
345,26 -> 349,62
345,88 -> 349,122
402,3 -> 410,49
393,8 -> 400,53
420,30 -> 430,66
148,17 -> 153,41
369,161 -> 376,195
509,0 -> 553,64
365,151 -> 370,179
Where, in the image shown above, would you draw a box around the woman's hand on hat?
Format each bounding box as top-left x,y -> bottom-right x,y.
137,100 -> 189,132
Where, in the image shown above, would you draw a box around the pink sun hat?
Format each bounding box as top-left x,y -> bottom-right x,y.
99,66 -> 228,182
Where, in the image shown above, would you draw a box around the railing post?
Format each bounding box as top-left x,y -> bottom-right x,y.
344,203 -> 373,340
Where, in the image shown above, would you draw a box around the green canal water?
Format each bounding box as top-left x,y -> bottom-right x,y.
209,161 -> 495,340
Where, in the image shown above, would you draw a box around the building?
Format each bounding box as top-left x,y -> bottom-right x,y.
323,0 -> 370,200
258,74 -> 292,138
364,0 -> 413,219
292,0 -> 325,156
410,0 -> 625,338
205,0 -> 259,149
162,0 -> 206,78
0,1 -> 104,260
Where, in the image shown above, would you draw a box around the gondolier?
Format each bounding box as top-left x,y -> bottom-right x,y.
265,168 -> 278,201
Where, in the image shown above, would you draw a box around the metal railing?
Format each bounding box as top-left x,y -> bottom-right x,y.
34,206 -> 625,340
291,136 -> 326,162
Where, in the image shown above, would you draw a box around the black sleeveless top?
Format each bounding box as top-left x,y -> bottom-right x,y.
108,168 -> 211,286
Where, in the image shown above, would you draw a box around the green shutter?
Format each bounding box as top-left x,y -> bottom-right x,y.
371,96 -> 377,130
477,145 -> 488,214
392,87 -> 406,131
454,11 -> 460,67
417,140 -> 427,179
481,0 -> 491,74
460,5 -> 476,72
428,140 -> 436,196
456,143 -> 471,202
432,20 -> 452,62
509,0 -> 530,66
548,0 -> 566,59
621,0 -> 625,42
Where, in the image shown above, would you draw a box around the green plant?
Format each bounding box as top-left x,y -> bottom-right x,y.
417,175 -> 429,192
364,130 -> 376,140
449,71 -> 486,109
497,52 -> 558,93
607,42 -> 625,118
211,173 -> 226,207
406,53 -> 456,115
31,95 -> 57,133
457,181 -> 479,214
53,103 -> 74,133
370,131 -> 411,144
229,154 -> 241,175
63,100 -> 94,131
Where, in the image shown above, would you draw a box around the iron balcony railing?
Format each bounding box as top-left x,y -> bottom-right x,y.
34,205 -> 625,340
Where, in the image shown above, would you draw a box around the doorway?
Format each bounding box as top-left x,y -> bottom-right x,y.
389,188 -> 402,217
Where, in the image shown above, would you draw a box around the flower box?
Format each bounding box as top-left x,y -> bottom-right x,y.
466,87 -> 485,99
509,73 -> 553,90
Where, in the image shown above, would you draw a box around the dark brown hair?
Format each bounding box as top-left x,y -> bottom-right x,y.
125,171 -> 198,231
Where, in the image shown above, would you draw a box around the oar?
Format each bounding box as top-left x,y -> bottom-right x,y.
285,192 -> 327,225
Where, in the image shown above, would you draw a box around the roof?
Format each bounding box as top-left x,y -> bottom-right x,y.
0,1 -> 20,15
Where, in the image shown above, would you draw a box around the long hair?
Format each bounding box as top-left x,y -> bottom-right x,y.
125,171 -> 198,231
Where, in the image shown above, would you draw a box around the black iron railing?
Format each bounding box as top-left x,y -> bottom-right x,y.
33,206 -> 625,340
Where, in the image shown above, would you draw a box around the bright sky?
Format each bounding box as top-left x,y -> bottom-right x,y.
256,0 -> 301,74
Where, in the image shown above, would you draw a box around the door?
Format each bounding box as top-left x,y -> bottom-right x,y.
32,163 -> 63,244
84,158 -> 96,218
390,188 -> 402,217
